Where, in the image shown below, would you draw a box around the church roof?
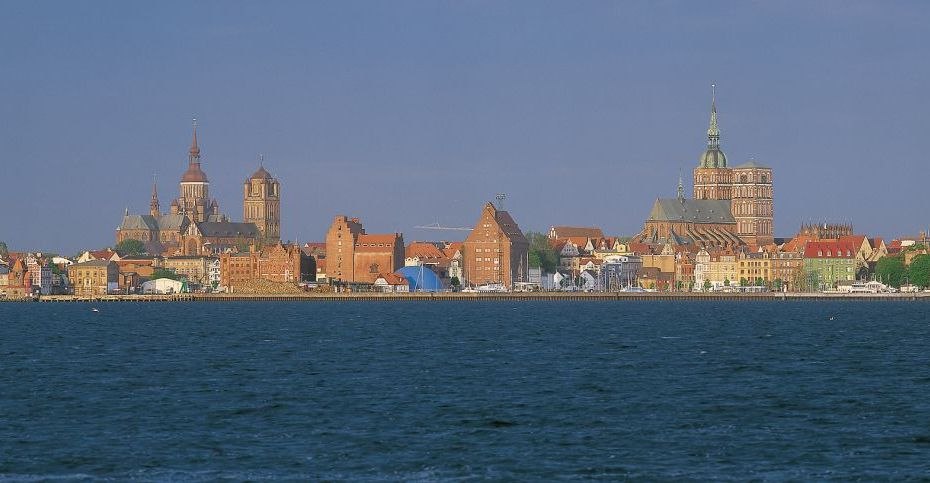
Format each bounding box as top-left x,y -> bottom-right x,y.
733,160 -> 769,169
157,214 -> 189,231
119,215 -> 158,231
250,166 -> 273,180
196,221 -> 260,238
648,198 -> 736,224
181,163 -> 209,183
118,214 -> 190,233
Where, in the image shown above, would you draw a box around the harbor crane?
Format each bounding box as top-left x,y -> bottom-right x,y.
414,222 -> 472,231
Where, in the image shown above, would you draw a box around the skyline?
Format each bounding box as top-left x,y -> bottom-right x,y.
2,1 -> 930,253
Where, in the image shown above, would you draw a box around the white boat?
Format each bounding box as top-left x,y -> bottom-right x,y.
476,283 -> 507,293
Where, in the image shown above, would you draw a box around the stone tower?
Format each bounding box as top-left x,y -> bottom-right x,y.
243,157 -> 281,243
693,85 -> 732,200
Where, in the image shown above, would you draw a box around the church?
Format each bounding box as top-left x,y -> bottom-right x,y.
637,88 -> 774,248
116,121 -> 282,256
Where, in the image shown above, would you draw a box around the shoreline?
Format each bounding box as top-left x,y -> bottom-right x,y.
7,292 -> 930,302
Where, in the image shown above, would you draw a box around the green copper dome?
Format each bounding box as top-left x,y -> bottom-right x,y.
699,146 -> 727,168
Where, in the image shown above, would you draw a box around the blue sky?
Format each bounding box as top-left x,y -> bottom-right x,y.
1,1 -> 928,253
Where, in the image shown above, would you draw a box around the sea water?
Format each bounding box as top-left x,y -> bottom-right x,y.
1,301 -> 929,480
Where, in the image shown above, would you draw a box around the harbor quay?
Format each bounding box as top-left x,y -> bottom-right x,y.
18,292 -> 930,303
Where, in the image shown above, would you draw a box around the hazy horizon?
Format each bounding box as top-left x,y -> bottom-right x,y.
2,1 -> 929,254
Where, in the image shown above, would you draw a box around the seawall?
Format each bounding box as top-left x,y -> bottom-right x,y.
22,292 -> 930,302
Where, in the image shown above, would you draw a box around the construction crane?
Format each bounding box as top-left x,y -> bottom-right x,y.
414,222 -> 471,231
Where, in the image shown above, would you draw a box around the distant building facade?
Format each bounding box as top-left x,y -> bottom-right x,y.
324,216 -> 404,284
68,260 -> 118,296
462,202 -> 529,288
219,243 -> 312,290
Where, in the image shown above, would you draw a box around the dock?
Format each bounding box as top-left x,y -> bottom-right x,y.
19,292 -> 930,302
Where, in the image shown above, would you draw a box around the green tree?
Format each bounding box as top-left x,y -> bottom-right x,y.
525,231 -> 559,273
875,256 -> 907,288
773,278 -> 783,291
450,276 -> 461,291
908,254 -> 930,288
724,278 -> 730,287
676,280 -> 683,291
115,239 -> 146,257
151,268 -> 179,281
703,279 -> 712,291
739,277 -> 748,286
755,277 -> 765,287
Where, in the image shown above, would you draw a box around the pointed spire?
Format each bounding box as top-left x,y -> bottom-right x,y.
677,169 -> 685,201
150,173 -> 160,216
189,118 -> 200,159
707,83 -> 720,148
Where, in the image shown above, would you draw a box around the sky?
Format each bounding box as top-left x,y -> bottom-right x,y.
1,1 -> 929,254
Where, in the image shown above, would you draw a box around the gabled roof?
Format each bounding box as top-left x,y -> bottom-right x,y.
648,198 -> 735,224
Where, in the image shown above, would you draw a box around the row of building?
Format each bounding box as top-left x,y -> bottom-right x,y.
3,89 -> 926,297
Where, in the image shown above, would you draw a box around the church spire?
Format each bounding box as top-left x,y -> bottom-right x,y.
706,84 -> 720,149
677,169 -> 684,201
150,173 -> 160,217
189,118 -> 201,161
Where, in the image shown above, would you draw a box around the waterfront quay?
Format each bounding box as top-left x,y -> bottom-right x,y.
25,292 -> 930,302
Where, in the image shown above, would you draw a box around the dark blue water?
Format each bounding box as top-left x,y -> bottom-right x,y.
2,301 -> 930,481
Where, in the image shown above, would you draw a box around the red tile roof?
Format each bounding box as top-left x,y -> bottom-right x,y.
405,242 -> 447,260
804,241 -> 857,259
377,273 -> 408,286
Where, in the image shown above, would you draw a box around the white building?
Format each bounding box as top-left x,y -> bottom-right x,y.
142,278 -> 184,294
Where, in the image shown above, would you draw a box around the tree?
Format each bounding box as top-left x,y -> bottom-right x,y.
908,254 -> 930,288
115,239 -> 146,257
676,280 -> 683,291
151,268 -> 179,281
724,278 -> 730,287
755,277 -> 765,287
525,231 -> 559,273
739,277 -> 748,287
773,278 -> 783,291
450,276 -> 461,291
0,241 -> 8,257
703,279 -> 712,291
875,256 -> 907,288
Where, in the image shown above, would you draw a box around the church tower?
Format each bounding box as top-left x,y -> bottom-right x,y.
731,160 -> 774,246
243,156 -> 281,243
176,119 -> 221,223
149,175 -> 160,217
693,85 -> 732,200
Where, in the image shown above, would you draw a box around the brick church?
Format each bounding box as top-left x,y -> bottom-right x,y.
637,87 -> 774,248
116,121 -> 281,255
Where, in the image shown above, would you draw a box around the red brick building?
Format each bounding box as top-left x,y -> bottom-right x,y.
324,216 -> 404,284
219,243 -> 312,290
462,202 -> 529,288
